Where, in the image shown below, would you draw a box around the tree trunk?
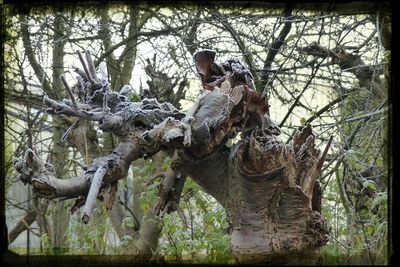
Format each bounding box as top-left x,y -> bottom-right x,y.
49,12 -> 70,253
49,118 -> 70,253
176,125 -> 329,263
226,130 -> 328,263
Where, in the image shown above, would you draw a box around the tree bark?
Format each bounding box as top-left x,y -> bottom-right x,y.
226,128 -> 329,263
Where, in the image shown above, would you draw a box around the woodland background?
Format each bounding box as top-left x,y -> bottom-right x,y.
3,2 -> 390,264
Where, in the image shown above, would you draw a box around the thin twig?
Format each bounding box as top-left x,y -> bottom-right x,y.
60,74 -> 79,110
145,172 -> 164,186
316,136 -> 334,172
280,60 -> 323,129
166,232 -> 182,263
177,206 -> 188,228
117,197 -> 140,230
71,159 -> 86,170
304,94 -> 350,125
61,118 -> 81,143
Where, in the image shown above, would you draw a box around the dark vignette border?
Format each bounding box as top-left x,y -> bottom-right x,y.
0,1 -> 393,266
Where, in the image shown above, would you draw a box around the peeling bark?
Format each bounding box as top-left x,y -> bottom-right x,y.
226,126 -> 329,262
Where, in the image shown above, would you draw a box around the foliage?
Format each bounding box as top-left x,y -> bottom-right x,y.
160,177 -> 233,263
65,206 -> 115,255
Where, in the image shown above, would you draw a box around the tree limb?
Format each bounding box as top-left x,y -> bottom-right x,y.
82,164 -> 108,223
20,15 -> 53,97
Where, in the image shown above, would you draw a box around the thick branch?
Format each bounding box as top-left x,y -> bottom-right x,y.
77,50 -> 96,86
8,210 -> 37,244
13,132 -> 156,201
85,50 -> 98,84
43,95 -> 105,121
300,42 -> 386,98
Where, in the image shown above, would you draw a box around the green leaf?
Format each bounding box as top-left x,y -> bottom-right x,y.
372,192 -> 387,207
162,156 -> 171,171
122,216 -> 135,228
362,180 -> 376,191
367,225 -> 375,234
221,222 -> 230,230
128,92 -> 141,102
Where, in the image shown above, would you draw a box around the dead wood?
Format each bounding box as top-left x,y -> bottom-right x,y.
13,49 -> 331,262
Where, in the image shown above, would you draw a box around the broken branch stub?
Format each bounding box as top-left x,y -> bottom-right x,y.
85,50 -> 98,84
60,74 -> 79,110
77,50 -> 96,86
82,164 -> 108,224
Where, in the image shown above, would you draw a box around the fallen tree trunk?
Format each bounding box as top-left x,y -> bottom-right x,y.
13,50 -> 330,263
